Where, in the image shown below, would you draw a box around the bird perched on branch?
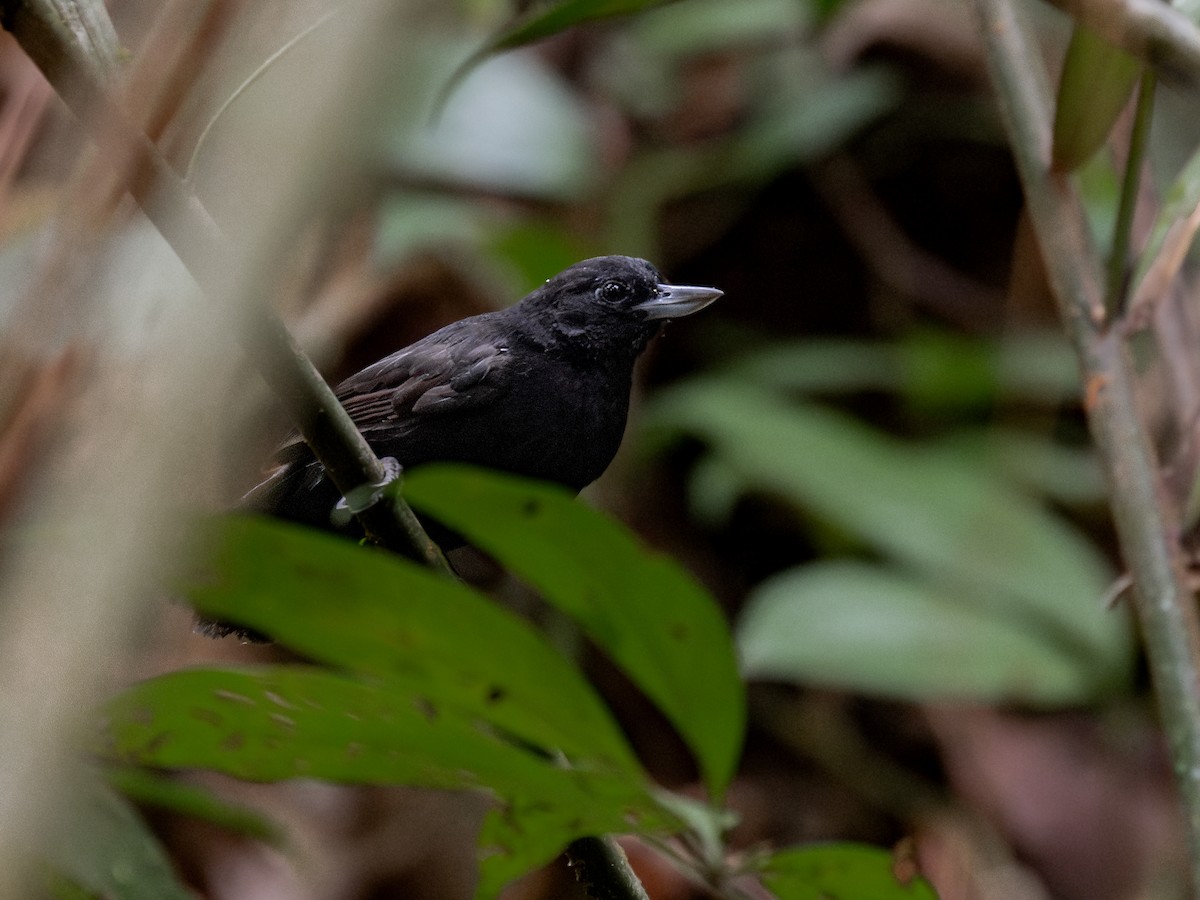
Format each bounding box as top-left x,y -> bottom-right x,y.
247,254 -> 722,529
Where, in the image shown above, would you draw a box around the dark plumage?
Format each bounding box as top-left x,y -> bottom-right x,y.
249,255 -> 721,528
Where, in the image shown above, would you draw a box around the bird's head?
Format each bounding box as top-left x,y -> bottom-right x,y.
523,256 -> 722,357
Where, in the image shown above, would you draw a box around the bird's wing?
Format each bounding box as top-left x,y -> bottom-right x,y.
336,330 -> 514,435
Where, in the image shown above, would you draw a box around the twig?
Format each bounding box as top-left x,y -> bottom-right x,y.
567,836 -> 653,900
1039,0 -> 1200,83
1104,71 -> 1155,321
975,0 -> 1200,888
0,0 -> 451,576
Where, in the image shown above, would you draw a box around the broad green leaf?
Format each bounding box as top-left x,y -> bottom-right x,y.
102,667 -> 676,900
648,379 -> 1132,691
1052,26 -> 1140,171
185,517 -> 639,778
760,843 -> 937,900
403,465 -> 746,799
44,775 -> 192,900
106,766 -> 282,843
739,561 -> 1113,704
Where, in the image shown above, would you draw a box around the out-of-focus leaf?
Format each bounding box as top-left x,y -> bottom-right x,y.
106,766 -> 282,843
185,517 -> 640,777
102,666 -> 677,900
759,843 -> 937,900
1052,26 -> 1140,171
1129,143 -> 1200,308
732,67 -> 900,180
1077,151 -> 1121,252
373,192 -> 483,270
483,220 -> 596,295
739,560 -> 1114,703
398,50 -> 595,201
44,776 -> 192,900
489,0 -> 684,52
607,66 -> 897,254
648,379 -> 1132,692
940,429 -> 1106,507
727,331 -> 1079,410
631,0 -> 807,60
688,454 -> 748,526
403,465 -> 746,799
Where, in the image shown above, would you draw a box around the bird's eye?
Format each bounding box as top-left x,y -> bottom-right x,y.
597,280 -> 626,302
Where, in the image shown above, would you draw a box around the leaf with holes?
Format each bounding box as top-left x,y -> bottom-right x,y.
404,465 -> 746,799
100,666 -> 678,900
185,516 -> 640,778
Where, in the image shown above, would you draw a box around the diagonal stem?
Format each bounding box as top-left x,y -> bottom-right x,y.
975,0 -> 1200,888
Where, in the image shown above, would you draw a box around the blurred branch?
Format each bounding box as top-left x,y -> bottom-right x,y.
0,0 -> 450,573
975,0 -> 1200,889
1041,0 -> 1200,82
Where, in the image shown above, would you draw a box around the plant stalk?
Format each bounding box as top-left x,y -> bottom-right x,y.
1104,70 -> 1156,321
976,0 -> 1200,889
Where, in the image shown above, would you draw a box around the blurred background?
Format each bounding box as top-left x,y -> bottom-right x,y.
0,0 -> 1187,897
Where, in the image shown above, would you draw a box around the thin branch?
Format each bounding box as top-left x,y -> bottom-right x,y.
975,0 -> 1200,889
0,0 -> 451,575
1105,71 -> 1156,321
1040,0 -> 1200,83
567,837 -> 653,900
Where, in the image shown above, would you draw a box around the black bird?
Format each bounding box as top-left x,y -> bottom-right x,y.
248,255 -> 722,529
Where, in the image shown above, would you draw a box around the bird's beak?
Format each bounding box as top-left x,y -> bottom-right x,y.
635,283 -> 723,321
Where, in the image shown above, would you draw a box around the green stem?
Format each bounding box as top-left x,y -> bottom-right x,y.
976,0 -> 1200,890
1105,69 -> 1156,321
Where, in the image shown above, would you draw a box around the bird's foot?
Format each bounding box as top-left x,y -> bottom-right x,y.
331,457 -> 403,527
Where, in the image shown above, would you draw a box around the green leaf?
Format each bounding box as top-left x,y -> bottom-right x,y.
940,429 -> 1106,507
403,465 -> 746,799
101,667 -> 676,900
1052,26 -> 1140,171
729,331 -> 1079,408
739,561 -> 1110,704
106,766 -> 282,843
185,517 -> 640,778
760,843 -> 937,900
648,380 -> 1132,696
43,775 -> 192,900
